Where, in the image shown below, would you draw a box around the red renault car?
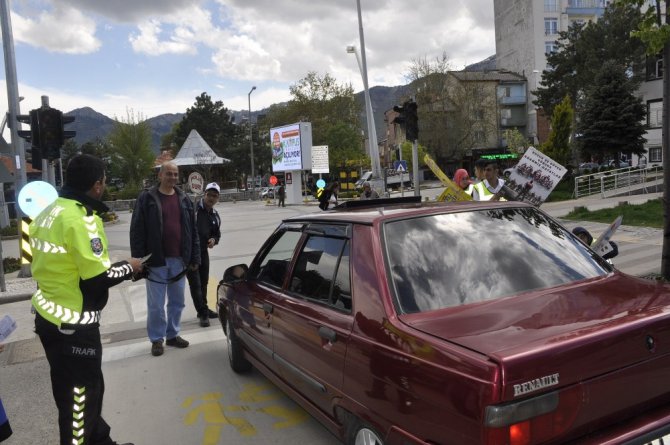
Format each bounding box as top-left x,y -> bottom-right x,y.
217,197 -> 670,445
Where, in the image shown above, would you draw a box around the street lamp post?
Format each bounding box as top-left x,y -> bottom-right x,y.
248,86 -> 256,198
347,0 -> 381,181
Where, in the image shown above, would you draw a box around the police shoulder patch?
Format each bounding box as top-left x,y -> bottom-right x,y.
90,238 -> 103,256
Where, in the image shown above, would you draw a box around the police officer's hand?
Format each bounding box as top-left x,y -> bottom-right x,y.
207,238 -> 216,249
188,263 -> 199,272
128,257 -> 143,273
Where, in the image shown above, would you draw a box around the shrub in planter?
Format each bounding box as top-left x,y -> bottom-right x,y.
3,257 -> 21,273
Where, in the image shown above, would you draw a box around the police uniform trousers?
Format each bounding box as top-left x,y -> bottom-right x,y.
35,312 -> 115,445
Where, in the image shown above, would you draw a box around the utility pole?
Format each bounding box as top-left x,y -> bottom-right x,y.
0,0 -> 29,277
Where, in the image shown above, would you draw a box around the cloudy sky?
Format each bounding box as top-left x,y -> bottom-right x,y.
1,0 -> 495,119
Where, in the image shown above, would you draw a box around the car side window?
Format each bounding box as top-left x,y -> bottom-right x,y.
289,235 -> 351,312
252,230 -> 302,288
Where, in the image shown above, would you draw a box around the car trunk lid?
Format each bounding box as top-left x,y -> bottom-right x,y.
404,274 -> 670,402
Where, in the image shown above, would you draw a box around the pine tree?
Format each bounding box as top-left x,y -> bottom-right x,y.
576,60 -> 647,163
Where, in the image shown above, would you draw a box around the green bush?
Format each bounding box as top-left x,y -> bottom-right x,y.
0,220 -> 18,237
116,185 -> 141,200
3,256 -> 21,273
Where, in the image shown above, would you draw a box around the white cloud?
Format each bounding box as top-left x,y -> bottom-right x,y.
129,20 -> 197,55
12,5 -> 100,54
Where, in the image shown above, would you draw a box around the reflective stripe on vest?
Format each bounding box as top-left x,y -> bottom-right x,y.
473,181 -> 495,201
33,289 -> 100,325
30,237 -> 67,254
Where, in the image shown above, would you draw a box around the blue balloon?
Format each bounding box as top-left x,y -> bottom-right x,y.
316,179 -> 326,189
18,181 -> 58,218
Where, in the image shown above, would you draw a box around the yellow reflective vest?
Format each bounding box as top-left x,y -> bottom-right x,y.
30,197 -> 113,327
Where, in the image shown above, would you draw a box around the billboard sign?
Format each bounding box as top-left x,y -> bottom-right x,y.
311,145 -> 329,173
270,122 -> 313,172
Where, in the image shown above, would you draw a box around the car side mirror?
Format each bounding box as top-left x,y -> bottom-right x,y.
222,264 -> 248,284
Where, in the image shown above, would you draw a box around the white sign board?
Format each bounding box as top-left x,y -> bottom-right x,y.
311,145 -> 329,173
188,171 -> 204,195
592,215 -> 623,257
505,146 -> 567,206
270,122 -> 313,173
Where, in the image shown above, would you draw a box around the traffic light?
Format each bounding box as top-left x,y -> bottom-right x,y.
16,110 -> 38,145
405,100 -> 419,141
17,110 -> 42,169
38,107 -> 64,160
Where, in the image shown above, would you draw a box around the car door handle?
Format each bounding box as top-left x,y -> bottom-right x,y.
263,303 -> 273,314
318,326 -> 337,343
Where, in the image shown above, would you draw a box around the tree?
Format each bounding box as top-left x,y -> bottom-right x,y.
502,128 -> 529,155
540,95 -> 573,168
575,60 -> 647,164
165,92 -> 237,157
405,55 -> 498,162
262,72 -> 363,173
107,110 -> 155,189
619,0 -> 670,280
535,2 -> 646,116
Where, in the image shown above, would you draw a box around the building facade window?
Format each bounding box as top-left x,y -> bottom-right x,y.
544,18 -> 558,35
648,100 -> 663,128
544,0 -> 559,12
646,54 -> 663,80
545,41 -> 557,54
649,147 -> 662,163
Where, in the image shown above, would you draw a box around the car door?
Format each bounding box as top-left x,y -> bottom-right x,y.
240,227 -> 303,374
270,224 -> 354,418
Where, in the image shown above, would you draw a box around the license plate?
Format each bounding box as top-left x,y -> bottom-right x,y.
648,434 -> 670,445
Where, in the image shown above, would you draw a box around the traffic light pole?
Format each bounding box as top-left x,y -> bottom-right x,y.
0,0 -> 30,277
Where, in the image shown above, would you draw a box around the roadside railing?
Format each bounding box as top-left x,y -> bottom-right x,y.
574,166 -> 663,198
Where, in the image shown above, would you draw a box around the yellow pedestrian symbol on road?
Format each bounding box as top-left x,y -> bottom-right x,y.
182,383 -> 308,444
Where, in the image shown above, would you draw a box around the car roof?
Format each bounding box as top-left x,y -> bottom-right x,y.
284,197 -> 536,226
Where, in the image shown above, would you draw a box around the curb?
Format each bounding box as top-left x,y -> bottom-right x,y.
0,292 -> 33,304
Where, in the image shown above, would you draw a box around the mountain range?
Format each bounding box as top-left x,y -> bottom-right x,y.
64,56 -> 494,154
65,85 -> 412,154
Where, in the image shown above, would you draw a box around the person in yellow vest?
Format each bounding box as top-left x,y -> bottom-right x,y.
31,154 -> 142,445
472,159 -> 506,201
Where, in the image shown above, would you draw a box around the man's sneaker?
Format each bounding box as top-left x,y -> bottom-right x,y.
151,340 -> 164,357
166,336 -> 189,348
199,315 -> 210,327
207,309 -> 218,319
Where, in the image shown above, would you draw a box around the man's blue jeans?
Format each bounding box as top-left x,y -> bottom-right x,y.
146,257 -> 186,342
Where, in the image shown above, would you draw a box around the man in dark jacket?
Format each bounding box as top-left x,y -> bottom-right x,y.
130,162 -> 200,356
187,182 -> 221,327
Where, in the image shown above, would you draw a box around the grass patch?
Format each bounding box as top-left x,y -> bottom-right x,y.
564,198 -> 663,228
544,178 -> 574,202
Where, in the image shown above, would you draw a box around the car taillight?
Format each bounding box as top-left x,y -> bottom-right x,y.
484,386 -> 581,445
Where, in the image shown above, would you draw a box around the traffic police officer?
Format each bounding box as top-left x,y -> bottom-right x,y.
31,154 -> 142,445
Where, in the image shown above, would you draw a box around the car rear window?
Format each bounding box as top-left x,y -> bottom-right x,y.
384,207 -> 611,314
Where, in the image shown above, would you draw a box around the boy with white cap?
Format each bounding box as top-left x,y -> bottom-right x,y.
187,182 -> 222,326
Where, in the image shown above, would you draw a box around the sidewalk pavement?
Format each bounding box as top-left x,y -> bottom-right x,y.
0,189 -> 664,307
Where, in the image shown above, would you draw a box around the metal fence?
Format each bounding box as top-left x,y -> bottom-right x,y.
574,166 -> 664,198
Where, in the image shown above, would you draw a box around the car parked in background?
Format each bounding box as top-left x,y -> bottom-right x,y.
600,160 -> 630,169
217,197 -> 670,445
577,162 -> 600,174
260,186 -> 276,199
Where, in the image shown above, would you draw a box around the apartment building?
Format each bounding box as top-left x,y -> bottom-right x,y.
381,70 -> 527,173
494,0 -> 609,143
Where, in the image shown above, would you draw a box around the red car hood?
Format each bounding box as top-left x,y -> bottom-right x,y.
403,273 -> 670,399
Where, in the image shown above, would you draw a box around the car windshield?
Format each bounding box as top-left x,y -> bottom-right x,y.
384,207 -> 611,314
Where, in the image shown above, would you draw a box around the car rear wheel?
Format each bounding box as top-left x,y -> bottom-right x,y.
346,420 -> 384,445
225,319 -> 252,373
